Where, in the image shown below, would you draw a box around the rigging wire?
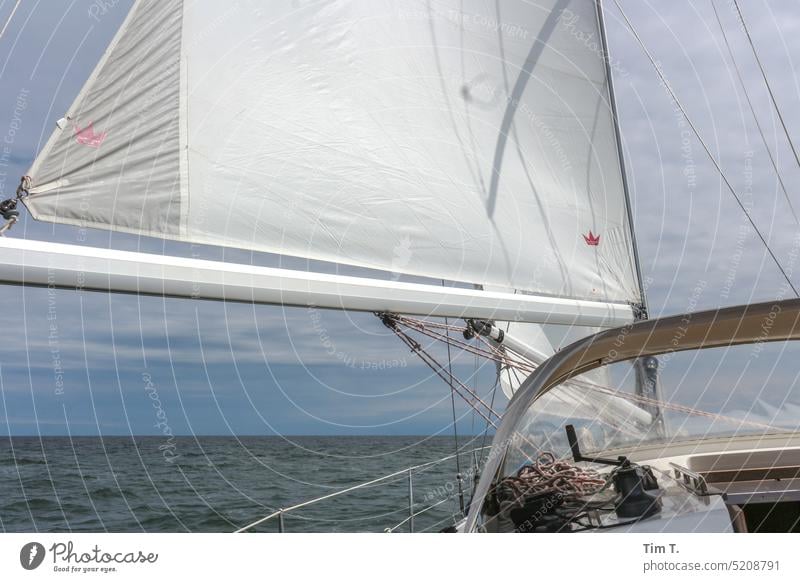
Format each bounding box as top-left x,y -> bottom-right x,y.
384,313 -> 786,434
478,364 -> 500,465
479,316 -> 513,465
710,0 -> 800,225
732,0 -> 800,177
611,0 -> 799,298
0,0 -> 22,42
470,339 -> 478,435
379,315 -> 500,427
441,282 -> 463,484
390,314 -> 536,372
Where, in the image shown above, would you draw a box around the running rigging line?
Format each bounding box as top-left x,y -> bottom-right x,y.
378,314 -> 501,428
711,0 -> 800,225
732,0 -> 800,177
611,0 -> 799,298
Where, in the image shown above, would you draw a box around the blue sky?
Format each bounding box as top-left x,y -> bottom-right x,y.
2,0 -> 800,436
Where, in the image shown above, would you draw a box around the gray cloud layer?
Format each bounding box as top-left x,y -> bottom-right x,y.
1,1 -> 800,436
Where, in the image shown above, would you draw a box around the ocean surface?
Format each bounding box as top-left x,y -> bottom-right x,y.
0,436 -> 488,533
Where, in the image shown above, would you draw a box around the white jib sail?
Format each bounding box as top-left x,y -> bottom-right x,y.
23,0 -> 642,311
495,319 -> 651,425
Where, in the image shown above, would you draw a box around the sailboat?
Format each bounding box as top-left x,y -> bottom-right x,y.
1,0 -> 799,533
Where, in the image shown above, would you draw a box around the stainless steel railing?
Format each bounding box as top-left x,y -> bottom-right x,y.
234,445 -> 490,533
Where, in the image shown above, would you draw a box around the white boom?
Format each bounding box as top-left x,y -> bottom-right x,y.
0,238 -> 635,326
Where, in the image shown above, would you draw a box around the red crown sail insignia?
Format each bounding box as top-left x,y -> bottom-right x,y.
583,230 -> 600,246
73,121 -> 107,148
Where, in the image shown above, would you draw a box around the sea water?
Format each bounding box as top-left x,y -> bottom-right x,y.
0,436 -> 486,532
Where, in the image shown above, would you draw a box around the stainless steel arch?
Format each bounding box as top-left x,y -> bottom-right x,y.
466,299 -> 800,531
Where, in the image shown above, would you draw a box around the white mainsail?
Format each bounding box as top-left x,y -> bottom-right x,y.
474,1 -> 647,422
22,0 -> 642,314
